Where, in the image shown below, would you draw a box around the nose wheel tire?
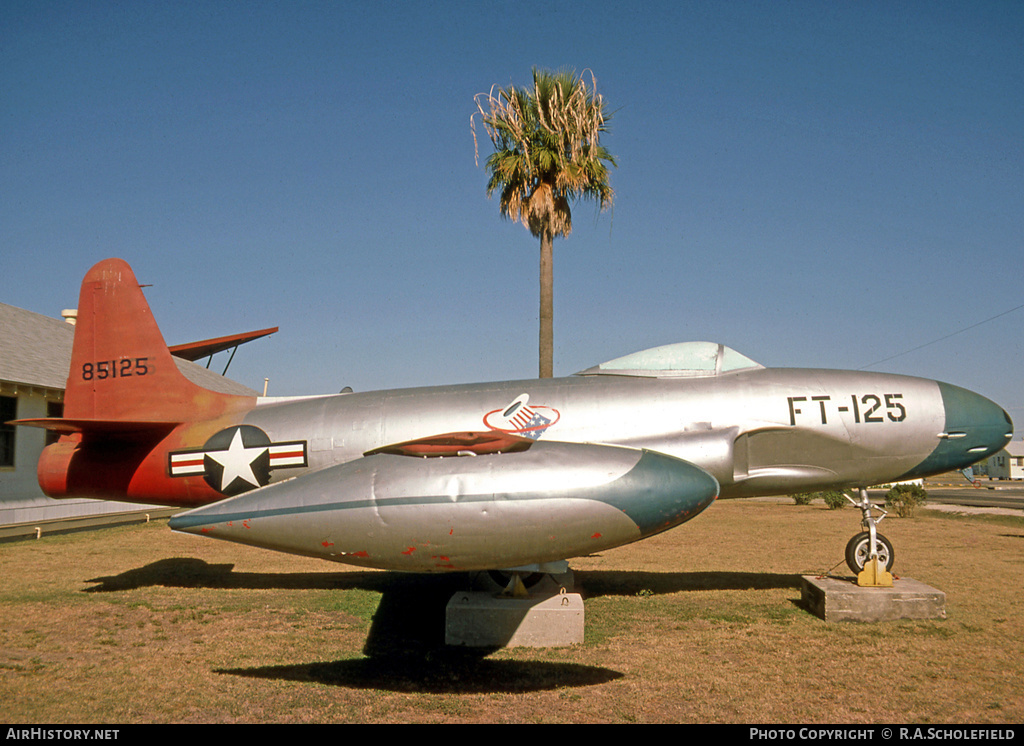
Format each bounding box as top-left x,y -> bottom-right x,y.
845,532 -> 894,575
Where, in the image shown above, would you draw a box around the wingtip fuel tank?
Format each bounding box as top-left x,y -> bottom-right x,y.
169,439 -> 720,572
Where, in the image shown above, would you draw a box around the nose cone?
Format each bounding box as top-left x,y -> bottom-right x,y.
913,382 -> 1013,476
941,382 -> 1013,459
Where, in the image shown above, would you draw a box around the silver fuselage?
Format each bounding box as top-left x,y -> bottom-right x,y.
243,366 -> 1009,498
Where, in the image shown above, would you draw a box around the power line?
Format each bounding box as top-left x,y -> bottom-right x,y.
859,301 -> 1024,371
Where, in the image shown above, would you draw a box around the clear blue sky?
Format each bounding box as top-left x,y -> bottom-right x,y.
2,1 -> 1021,435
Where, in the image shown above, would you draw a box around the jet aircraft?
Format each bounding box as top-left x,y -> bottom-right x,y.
14,259 -> 1013,579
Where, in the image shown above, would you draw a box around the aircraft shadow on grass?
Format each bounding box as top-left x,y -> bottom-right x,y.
83,557 -> 802,595
82,558 -> 802,693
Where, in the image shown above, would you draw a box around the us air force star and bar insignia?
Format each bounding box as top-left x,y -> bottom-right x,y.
169,425 -> 308,496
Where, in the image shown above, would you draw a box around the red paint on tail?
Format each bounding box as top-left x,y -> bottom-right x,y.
67,258 -> 245,423
20,259 -> 257,506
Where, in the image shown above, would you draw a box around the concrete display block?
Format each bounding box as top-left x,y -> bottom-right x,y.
445,589 -> 584,647
802,575 -> 947,623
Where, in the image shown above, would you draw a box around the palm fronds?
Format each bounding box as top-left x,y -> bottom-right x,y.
473,68 -> 616,237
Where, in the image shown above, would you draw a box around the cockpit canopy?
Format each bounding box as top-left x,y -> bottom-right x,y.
575,341 -> 764,379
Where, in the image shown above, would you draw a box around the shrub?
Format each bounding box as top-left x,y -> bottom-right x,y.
821,490 -> 847,510
885,483 -> 928,518
789,490 -> 847,509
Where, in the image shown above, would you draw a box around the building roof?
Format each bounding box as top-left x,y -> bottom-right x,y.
0,303 -> 73,390
0,302 -> 259,396
1005,440 -> 1024,458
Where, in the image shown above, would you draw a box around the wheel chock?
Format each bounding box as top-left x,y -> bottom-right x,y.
857,557 -> 893,588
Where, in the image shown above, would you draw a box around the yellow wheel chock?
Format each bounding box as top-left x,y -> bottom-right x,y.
857,556 -> 893,587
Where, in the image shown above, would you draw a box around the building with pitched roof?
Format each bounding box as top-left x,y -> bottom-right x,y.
986,439 -> 1024,480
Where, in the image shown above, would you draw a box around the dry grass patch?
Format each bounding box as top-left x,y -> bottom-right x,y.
0,501 -> 1021,723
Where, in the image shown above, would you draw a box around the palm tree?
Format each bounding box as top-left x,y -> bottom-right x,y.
474,68 -> 616,378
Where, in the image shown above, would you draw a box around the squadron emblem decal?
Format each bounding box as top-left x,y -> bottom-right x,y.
169,425 -> 307,496
483,394 -> 560,440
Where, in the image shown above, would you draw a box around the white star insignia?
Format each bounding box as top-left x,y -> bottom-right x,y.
206,428 -> 268,492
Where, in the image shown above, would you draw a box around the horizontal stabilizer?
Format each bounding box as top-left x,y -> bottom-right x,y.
168,327 -> 278,361
12,417 -> 180,437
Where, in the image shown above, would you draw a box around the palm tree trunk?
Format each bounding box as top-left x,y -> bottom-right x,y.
539,229 -> 554,379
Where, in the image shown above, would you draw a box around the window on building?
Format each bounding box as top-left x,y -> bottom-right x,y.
0,396 -> 16,467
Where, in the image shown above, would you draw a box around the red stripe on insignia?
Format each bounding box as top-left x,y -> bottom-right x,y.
172,456 -> 205,468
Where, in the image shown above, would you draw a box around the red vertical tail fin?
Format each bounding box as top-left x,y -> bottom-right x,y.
64,258 -> 250,424
11,259 -> 257,504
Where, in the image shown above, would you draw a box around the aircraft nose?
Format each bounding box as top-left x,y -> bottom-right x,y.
937,382 -> 1013,468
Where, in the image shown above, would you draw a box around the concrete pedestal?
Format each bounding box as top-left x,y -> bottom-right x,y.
445,588 -> 584,648
802,575 -> 946,623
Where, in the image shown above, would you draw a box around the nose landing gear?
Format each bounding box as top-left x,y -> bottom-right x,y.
845,488 -> 894,586
845,531 -> 894,573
